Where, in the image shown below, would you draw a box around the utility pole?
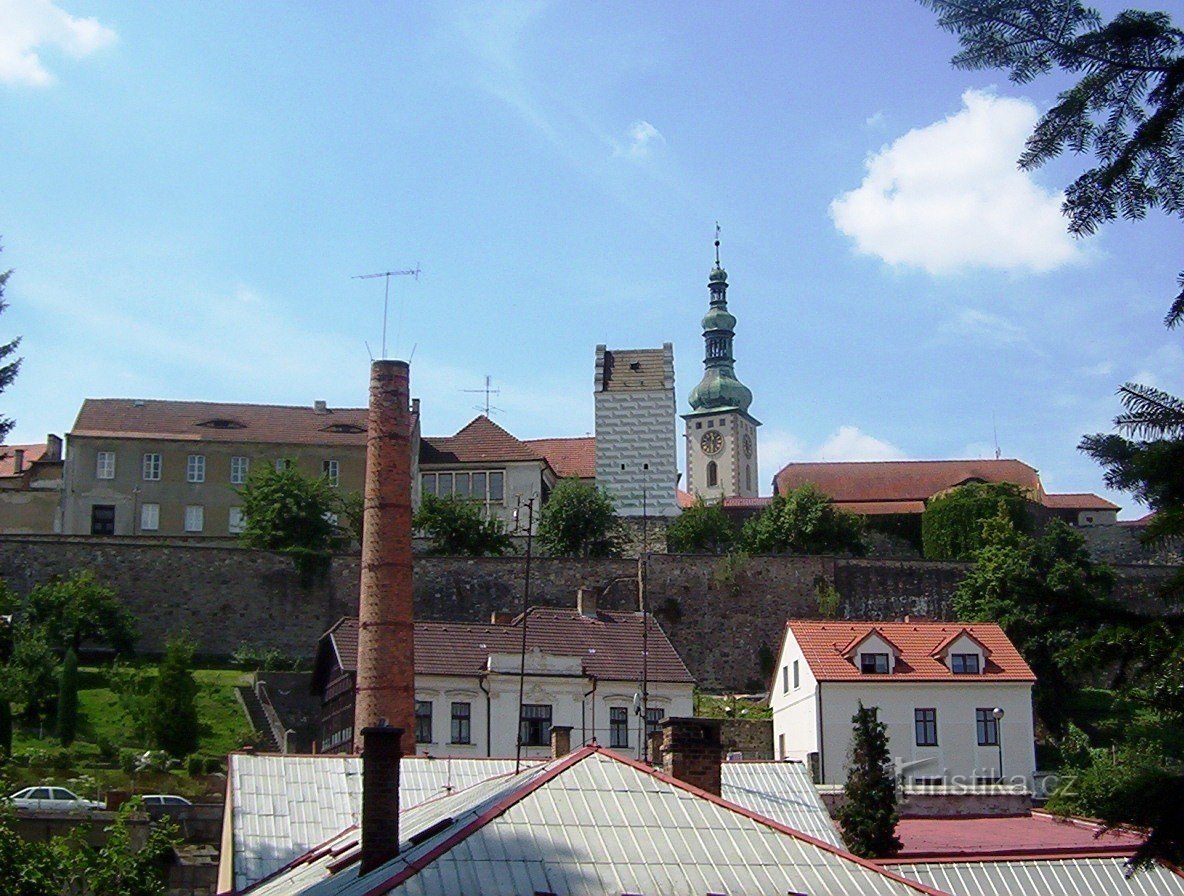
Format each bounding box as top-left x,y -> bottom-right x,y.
352,265 -> 420,359
514,497 -> 535,773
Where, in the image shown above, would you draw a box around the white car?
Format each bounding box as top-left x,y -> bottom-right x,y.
140,794 -> 193,808
6,786 -> 101,811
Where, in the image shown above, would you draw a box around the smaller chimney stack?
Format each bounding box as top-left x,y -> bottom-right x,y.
313,399 -> 328,414
550,725 -> 573,759
45,434 -> 62,462
12,449 -> 24,474
660,718 -> 723,796
577,587 -> 597,618
490,610 -> 513,626
360,725 -> 404,876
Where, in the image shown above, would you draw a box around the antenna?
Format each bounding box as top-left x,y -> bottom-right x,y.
714,221 -> 721,266
463,375 -> 502,417
352,265 -> 421,359
992,412 -> 1001,460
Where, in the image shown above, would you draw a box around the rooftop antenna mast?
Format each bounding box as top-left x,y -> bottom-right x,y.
463,375 -> 502,417
352,265 -> 421,359
993,412 -> 1001,460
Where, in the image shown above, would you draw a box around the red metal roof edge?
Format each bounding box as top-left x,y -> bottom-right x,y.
878,847 -> 1139,864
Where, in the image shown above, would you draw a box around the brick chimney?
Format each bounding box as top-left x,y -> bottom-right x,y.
490,610 -> 513,626
550,725 -> 573,759
45,434 -> 62,462
660,717 -> 723,796
354,360 -> 415,754
313,399 -> 329,414
359,724 -> 403,876
577,587 -> 597,617
12,449 -> 24,474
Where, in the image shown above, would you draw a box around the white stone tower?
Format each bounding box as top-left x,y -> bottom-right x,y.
682,237 -> 760,500
594,343 -> 678,516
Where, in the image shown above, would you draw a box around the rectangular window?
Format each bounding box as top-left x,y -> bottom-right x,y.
415,700 -> 433,743
96,451 -> 116,480
952,653 -> 980,674
913,776 -> 945,786
436,472 -> 453,496
421,472 -> 437,496
488,471 -> 504,502
274,458 -> 289,472
915,708 -> 938,746
228,507 -> 245,535
453,472 -> 470,499
519,704 -> 552,746
322,459 -> 339,487
450,702 -> 471,745
184,505 -> 204,533
187,454 -> 205,483
142,453 -> 161,481
472,472 -> 486,500
230,456 -> 250,485
860,653 -> 889,674
91,504 -> 116,535
793,660 -> 800,689
782,665 -> 789,694
140,503 -> 160,532
610,707 -> 629,748
976,708 -> 999,746
645,707 -> 664,741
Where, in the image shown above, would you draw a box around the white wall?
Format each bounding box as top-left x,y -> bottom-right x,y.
770,629 -> 819,764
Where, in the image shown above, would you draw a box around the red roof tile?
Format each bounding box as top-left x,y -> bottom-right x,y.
419,416 -> 544,465
786,620 -> 1035,682
775,459 -> 1044,504
888,811 -> 1144,861
1042,492 -> 1120,511
326,609 -> 694,684
522,436 -> 595,479
0,443 -> 48,478
833,500 -> 927,516
70,398 -> 370,446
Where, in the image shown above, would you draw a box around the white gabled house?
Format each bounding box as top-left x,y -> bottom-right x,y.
770,620 -> 1037,789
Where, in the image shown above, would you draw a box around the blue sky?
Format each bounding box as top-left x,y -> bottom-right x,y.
2,0 -> 1182,514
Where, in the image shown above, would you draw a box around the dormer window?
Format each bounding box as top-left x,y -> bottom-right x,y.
860,653 -> 889,674
197,418 -> 246,430
951,653 -> 980,674
320,423 -> 366,434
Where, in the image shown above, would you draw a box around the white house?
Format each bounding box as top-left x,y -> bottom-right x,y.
310,590 -> 695,760
770,620 -> 1036,789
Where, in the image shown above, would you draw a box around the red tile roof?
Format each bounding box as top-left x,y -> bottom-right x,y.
887,811 -> 1144,861
786,620 -> 1035,682
833,500 -> 927,516
324,608 -> 694,684
774,459 -> 1044,504
419,416 -> 545,465
1043,492 -> 1120,511
598,348 -> 669,391
522,436 -> 595,479
0,443 -> 48,478
70,398 -> 370,446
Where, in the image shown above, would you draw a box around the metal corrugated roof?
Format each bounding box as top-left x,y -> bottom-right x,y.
890,858 -> 1184,896
229,754 -> 531,890
243,748 -> 947,896
720,760 -> 845,848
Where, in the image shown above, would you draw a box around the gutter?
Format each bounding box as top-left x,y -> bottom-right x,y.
816,684 -> 825,784
478,675 -> 491,758
581,677 -> 597,747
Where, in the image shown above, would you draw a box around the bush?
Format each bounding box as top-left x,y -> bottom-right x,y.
740,484 -> 866,556
96,736 -> 119,765
118,748 -> 141,775
148,635 -> 200,757
921,482 -> 1031,560
414,493 -> 513,556
56,648 -> 79,746
666,498 -> 736,553
536,479 -> 622,557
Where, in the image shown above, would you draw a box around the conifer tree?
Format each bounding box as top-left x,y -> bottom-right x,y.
56,648 -> 78,746
0,246 -> 21,444
148,635 -> 199,757
836,702 -> 901,858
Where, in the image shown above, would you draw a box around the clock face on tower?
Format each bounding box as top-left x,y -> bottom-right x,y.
743,434 -> 752,458
700,430 -> 724,456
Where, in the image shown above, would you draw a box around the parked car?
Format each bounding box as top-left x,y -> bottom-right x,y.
5,786 -> 101,811
140,794 -> 193,808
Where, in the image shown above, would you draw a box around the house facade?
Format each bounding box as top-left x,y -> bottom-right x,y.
0,435 -> 64,533
310,593 -> 695,760
771,620 -> 1036,789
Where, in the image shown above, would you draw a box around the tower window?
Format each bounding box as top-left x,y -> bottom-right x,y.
707,461 -> 718,487
746,466 -> 752,491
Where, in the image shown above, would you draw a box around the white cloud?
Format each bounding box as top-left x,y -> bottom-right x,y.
830,89 -> 1080,274
939,307 -> 1047,356
813,425 -> 908,461
865,111 -> 886,129
614,120 -> 665,159
0,0 -> 116,86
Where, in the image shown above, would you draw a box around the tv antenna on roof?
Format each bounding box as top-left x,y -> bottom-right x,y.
463,375 -> 502,417
352,265 -> 420,359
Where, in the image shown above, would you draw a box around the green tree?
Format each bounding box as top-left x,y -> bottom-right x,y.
666,498 -> 736,553
22,569 -> 136,654
55,648 -> 78,746
237,462 -> 348,577
413,493 -> 513,556
921,481 -> 1031,559
920,0 -> 1184,324
836,702 -> 901,858
536,478 -> 622,557
0,245 -> 21,444
1,623 -> 59,724
147,634 -> 200,757
740,484 -> 866,555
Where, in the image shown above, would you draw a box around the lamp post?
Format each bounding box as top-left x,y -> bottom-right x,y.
992,707 -> 1005,783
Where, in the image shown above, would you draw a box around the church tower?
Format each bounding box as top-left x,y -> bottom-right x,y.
682,236 -> 760,500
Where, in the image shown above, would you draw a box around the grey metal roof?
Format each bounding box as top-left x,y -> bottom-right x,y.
720,760 -> 845,848
891,858 -> 1184,896
245,748 -> 946,896
228,754 -> 529,890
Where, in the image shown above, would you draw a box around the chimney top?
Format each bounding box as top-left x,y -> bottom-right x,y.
12,449 -> 24,474
577,587 -> 597,618
550,725 -> 573,759
660,717 -> 723,796
313,400 -> 329,414
490,610 -> 514,626
360,725 -> 404,877
45,434 -> 62,462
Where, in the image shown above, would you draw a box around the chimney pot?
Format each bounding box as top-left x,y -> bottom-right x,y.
360,725 -> 404,876
12,449 -> 24,474
490,611 -> 513,626
660,717 -> 723,796
577,587 -> 597,617
550,725 -> 573,759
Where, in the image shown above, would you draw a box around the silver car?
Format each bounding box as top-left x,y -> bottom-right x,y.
6,786 -> 101,811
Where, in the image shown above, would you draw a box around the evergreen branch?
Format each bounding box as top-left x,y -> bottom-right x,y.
1114,383 -> 1184,438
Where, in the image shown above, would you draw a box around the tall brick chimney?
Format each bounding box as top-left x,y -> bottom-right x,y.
660,717 -> 723,796
359,724 -> 403,875
354,360 -> 415,754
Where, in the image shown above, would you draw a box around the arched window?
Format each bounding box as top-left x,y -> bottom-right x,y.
707,461 -> 718,488
745,465 -> 751,491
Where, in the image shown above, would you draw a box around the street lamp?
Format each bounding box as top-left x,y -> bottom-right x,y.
992,707 -> 1005,783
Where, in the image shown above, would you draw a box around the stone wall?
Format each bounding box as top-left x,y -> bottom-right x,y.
1,536 -> 1178,691
719,719 -> 774,760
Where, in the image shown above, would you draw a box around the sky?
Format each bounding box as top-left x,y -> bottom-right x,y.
2,0 -> 1182,516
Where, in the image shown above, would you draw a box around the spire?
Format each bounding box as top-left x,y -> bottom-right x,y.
688,227 -> 752,413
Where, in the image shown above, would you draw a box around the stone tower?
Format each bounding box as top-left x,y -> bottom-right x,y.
594,344 -> 678,517
682,242 -> 760,500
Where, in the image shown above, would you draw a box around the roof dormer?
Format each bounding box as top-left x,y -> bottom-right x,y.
840,628 -> 902,675
931,628 -> 991,675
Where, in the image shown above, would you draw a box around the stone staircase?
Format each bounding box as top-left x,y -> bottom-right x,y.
235,685 -> 280,752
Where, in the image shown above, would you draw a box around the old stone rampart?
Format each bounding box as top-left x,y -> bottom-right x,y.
0,536 -> 1177,690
